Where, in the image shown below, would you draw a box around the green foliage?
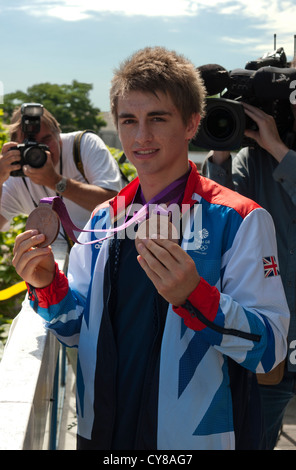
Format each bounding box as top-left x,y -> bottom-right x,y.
0,108 -> 9,147
0,110 -> 20,321
107,147 -> 137,182
2,80 -> 107,133
0,215 -> 27,359
0,215 -> 27,319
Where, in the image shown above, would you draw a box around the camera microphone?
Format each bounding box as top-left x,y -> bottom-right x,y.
197,64 -> 230,96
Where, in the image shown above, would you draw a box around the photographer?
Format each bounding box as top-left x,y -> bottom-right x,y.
0,105 -> 122,239
203,95 -> 296,449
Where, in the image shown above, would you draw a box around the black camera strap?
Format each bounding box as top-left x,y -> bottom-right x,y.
73,130 -> 129,185
22,177 -> 49,208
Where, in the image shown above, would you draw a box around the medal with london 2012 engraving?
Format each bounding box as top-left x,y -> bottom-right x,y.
26,205 -> 60,248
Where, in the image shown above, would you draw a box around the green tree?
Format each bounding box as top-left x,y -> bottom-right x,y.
2,80 -> 106,133
0,109 -> 8,146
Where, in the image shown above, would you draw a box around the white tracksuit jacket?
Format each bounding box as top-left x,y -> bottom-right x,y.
28,161 -> 289,450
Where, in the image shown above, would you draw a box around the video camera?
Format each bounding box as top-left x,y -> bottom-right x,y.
192,47 -> 296,150
11,103 -> 49,177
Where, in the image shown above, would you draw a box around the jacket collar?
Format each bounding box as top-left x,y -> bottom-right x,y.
109,160 -> 201,219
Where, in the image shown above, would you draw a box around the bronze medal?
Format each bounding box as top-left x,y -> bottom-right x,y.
135,213 -> 178,252
26,205 -> 60,247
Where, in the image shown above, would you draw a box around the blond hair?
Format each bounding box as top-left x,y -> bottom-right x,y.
110,46 -> 206,127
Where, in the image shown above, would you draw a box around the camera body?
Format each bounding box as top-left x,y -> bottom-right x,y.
11,103 -> 49,177
193,48 -> 295,150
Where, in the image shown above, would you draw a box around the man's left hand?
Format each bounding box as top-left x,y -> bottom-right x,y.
23,151 -> 60,189
136,237 -> 200,306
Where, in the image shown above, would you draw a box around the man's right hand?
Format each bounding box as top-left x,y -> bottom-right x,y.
0,142 -> 22,184
13,230 -> 56,288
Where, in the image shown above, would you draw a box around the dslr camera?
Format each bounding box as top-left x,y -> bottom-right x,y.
11,103 -> 49,177
193,47 -> 296,150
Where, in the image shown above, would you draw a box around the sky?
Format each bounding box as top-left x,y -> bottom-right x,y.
1,0 -> 296,111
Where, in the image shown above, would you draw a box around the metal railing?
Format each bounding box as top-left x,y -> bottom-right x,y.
0,240 -> 69,450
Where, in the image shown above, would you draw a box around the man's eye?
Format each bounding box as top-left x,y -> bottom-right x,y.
122,119 -> 135,125
152,117 -> 165,122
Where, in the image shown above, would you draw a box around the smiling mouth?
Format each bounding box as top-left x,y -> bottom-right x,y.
134,149 -> 158,157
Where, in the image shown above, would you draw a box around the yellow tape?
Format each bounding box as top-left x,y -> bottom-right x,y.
0,281 -> 27,301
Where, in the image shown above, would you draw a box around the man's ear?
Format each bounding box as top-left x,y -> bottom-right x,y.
186,113 -> 201,140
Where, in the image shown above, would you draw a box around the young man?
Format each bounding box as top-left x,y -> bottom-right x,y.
12,47 -> 289,450
0,106 -> 121,235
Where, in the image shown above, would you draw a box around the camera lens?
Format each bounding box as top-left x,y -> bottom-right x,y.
192,97 -> 245,150
205,107 -> 235,140
24,146 -> 47,168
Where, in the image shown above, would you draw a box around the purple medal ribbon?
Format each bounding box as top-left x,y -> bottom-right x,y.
39,170 -> 189,245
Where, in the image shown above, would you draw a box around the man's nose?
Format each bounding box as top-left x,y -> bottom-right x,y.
135,122 -> 153,144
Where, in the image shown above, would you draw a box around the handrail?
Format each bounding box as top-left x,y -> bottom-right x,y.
0,240 -> 69,450
0,281 -> 27,301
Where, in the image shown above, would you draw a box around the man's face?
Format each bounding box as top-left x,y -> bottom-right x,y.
117,90 -> 200,183
16,121 -> 62,167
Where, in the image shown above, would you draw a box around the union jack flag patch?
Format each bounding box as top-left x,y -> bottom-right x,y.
263,256 -> 280,278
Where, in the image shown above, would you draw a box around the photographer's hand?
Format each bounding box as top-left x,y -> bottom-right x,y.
23,151 -> 61,188
0,142 -> 21,184
242,102 -> 289,163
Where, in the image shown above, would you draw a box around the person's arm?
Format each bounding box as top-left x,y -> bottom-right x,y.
272,150 -> 296,204
242,102 -> 296,204
12,203 -> 109,346
13,227 -> 83,347
205,103 -> 289,168
23,152 -> 117,212
0,212 -> 9,231
137,208 -> 289,374
56,132 -> 121,210
242,103 -> 289,162
203,102 -> 296,203
0,142 -> 22,230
